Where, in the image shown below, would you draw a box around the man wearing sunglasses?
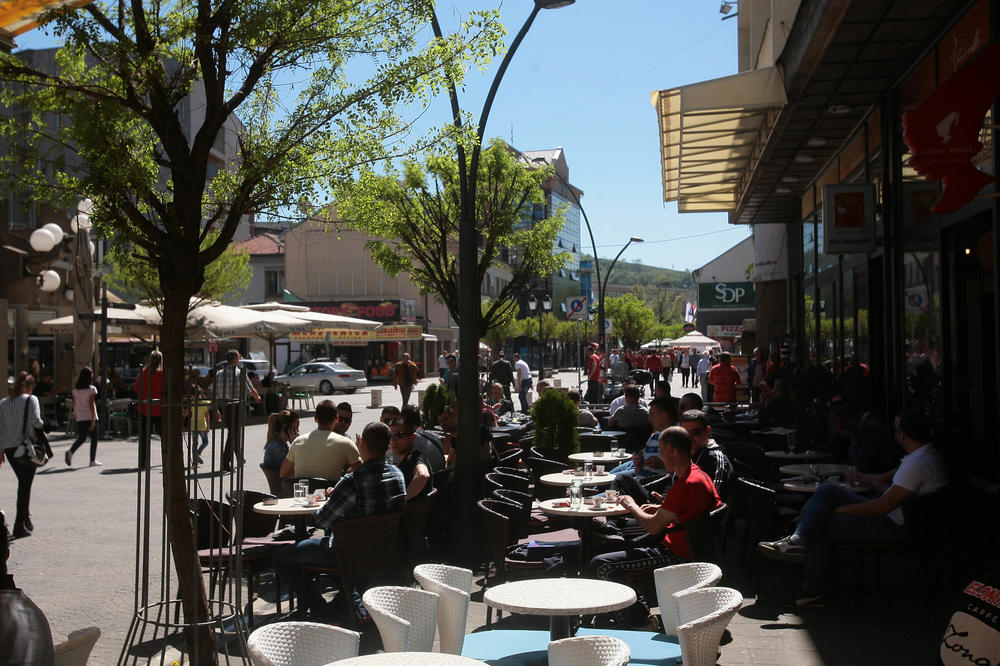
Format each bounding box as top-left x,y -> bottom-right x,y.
388,419 -> 432,500
333,402 -> 353,437
678,410 -> 733,501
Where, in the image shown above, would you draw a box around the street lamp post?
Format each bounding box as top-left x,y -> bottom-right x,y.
528,293 -> 552,378
600,236 -> 644,358
429,0 -> 574,565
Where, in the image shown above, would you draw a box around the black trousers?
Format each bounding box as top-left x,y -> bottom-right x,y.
137,414 -> 161,469
585,379 -> 604,404
7,454 -> 37,526
69,420 -> 99,462
220,405 -> 242,471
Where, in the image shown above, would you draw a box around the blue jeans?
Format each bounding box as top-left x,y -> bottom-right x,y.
796,484 -> 905,594
272,536 -> 337,608
518,379 -> 532,412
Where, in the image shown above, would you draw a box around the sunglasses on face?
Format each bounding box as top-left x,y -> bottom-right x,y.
337,415 -> 352,423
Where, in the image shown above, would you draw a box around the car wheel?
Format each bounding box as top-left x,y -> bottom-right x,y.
319,380 -> 334,395
344,389 -> 357,394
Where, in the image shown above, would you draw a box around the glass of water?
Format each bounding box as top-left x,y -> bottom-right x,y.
584,462 -> 593,480
569,483 -> 582,509
294,481 -> 307,505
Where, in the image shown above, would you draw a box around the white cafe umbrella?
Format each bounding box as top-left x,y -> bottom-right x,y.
241,302 -> 381,330
667,330 -> 722,351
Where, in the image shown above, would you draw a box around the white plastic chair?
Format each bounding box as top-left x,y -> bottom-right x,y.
363,585 -> 439,653
675,587 -> 744,666
548,635 -> 631,666
654,561 -> 723,635
413,563 -> 473,655
246,621 -> 360,666
53,627 -> 101,666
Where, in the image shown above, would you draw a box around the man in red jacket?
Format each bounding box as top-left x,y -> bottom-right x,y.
708,353 -> 741,404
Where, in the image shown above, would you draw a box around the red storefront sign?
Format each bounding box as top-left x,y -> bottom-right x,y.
902,42 -> 1000,214
304,299 -> 401,323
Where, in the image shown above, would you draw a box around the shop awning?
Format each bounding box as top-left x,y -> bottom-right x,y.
651,66 -> 786,213
0,0 -> 91,39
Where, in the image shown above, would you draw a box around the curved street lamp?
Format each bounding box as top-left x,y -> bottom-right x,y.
600,236 -> 644,356
429,0 -> 574,565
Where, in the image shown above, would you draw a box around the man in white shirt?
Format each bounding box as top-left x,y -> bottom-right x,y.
215,349 -> 261,471
512,353 -> 531,412
696,352 -> 711,402
760,410 -> 948,607
609,379 -> 648,416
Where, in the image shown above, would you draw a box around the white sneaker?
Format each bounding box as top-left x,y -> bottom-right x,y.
89,460 -> 103,467
759,535 -> 805,554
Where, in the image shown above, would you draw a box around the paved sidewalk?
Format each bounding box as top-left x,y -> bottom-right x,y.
1,368 -> 952,664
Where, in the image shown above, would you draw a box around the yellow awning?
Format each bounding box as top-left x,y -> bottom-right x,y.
651,66 -> 787,213
0,0 -> 91,39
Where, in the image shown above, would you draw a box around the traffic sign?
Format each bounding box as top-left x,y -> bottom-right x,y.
566,297 -> 589,321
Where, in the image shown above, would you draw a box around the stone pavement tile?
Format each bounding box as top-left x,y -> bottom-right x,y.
749,648 -> 827,665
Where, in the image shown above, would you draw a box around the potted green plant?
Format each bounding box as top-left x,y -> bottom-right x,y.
530,390 -> 580,459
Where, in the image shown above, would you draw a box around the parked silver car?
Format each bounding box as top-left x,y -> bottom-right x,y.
276,361 -> 367,395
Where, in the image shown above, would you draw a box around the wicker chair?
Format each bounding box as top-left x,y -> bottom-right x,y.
53,627 -> 101,666
654,562 -> 723,636
674,587 -> 743,666
548,635 -> 631,666
362,585 -> 439,653
246,621 -> 360,666
413,563 -> 473,655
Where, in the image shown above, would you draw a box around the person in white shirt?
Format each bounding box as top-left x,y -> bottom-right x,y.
760,410 -> 948,608
696,352 -> 711,402
512,353 -> 532,412
214,350 -> 261,471
608,379 -> 648,417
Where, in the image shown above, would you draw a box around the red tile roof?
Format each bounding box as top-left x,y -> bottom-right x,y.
236,232 -> 284,256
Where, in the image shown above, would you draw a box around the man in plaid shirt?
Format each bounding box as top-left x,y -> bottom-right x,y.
272,421 -> 405,611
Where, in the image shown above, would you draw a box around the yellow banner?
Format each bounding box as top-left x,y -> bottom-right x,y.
289,325 -> 423,343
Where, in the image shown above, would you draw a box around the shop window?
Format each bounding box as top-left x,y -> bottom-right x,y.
855,268 -> 870,364
841,270 -> 854,360
819,282 -> 836,364
902,251 -> 941,371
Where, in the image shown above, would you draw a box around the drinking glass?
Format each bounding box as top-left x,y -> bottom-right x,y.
569,484 -> 582,509
616,448 -> 626,458
293,482 -> 306,506
584,462 -> 593,480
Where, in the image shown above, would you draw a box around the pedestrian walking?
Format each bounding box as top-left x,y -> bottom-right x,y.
0,372 -> 45,538
393,353 -> 419,406
489,351 -> 515,400
513,352 -> 532,412
214,349 -> 261,472
678,348 -> 691,387
66,366 -> 101,467
135,350 -> 164,469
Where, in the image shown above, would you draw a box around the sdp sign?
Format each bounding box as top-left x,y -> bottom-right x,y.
698,281 -> 755,309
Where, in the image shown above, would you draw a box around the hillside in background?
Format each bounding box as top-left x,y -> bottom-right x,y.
589,256 -> 694,290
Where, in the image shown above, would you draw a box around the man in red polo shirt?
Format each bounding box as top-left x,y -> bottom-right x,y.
585,344 -> 605,404
708,352 -> 742,404
590,426 -> 721,625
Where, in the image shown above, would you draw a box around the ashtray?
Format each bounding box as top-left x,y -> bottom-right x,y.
262,498 -> 278,505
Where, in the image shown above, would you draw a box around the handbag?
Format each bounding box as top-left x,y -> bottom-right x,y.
13,397 -> 51,467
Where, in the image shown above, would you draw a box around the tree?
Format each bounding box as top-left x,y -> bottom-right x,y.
107,231 -> 251,308
337,138 -> 571,335
481,298 -> 518,353
0,2 -> 502,660
605,293 -> 657,349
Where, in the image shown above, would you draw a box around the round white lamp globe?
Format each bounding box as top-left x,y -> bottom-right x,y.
42,223 -> 64,245
70,212 -> 92,232
29,228 -> 56,253
64,288 -> 75,302
37,269 -> 61,292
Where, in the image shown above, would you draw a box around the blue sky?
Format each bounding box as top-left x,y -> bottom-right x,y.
15,0 -> 751,272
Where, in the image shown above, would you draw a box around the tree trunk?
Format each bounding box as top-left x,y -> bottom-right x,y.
160,285 -> 217,664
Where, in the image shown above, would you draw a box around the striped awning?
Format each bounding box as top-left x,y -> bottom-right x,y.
651,66 -> 787,213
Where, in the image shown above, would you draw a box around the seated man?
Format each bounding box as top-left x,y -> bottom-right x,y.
678,391 -> 703,414
332,402 -> 353,438
678,409 -> 733,500
280,400 -> 361,482
379,405 -> 400,425
609,397 -> 679,503
760,411 -> 948,608
608,379 -> 648,415
590,426 -> 721,625
271,422 -> 406,610
389,418 -> 432,500
488,382 -> 515,420
568,388 -> 599,428
608,384 -> 649,430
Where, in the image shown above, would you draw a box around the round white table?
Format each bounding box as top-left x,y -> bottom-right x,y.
484,578 -> 636,640
782,479 -> 868,494
764,449 -> 833,462
253,497 -> 322,541
779,463 -> 849,477
331,653 -> 487,665
567,451 -> 630,464
537,498 -> 629,568
539,471 -> 615,487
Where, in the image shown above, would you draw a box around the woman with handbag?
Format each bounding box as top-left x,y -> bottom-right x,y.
0,372 -> 45,538
66,366 -> 102,468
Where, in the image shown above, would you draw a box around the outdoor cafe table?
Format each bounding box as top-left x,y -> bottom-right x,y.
483,578 -> 636,641
782,479 -> 868,494
764,449 -> 833,462
539,471 -> 615,488
538,497 -> 628,568
567,451 -> 631,465
253,497 -> 320,541
779,463 -> 849,477
332,653 -> 487,665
